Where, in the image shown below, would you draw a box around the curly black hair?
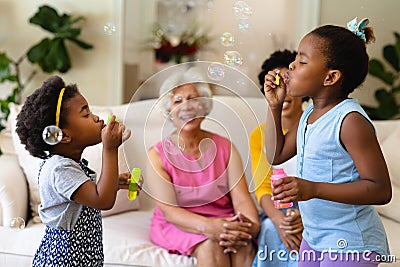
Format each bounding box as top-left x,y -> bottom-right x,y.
310,24 -> 375,95
16,75 -> 79,158
258,49 -> 297,94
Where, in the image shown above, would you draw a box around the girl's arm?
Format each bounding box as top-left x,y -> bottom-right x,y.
324,112 -> 391,204
264,71 -> 297,164
273,112 -> 392,205
72,117 -> 126,210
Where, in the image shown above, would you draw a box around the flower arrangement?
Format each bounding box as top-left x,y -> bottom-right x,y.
150,24 -> 211,64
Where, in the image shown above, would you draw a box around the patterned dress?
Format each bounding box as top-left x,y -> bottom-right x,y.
32,157 -> 104,267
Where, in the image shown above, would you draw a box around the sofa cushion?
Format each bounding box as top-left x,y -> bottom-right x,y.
380,123 -> 400,187
8,103 -> 140,222
375,184 -> 400,223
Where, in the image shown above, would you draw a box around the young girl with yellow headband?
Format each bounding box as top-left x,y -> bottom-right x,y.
16,75 -> 132,266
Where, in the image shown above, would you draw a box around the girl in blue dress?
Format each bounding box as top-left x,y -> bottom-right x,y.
16,75 -> 132,266
264,18 -> 391,266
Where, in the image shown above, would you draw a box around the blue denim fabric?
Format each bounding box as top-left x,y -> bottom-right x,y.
252,209 -> 298,267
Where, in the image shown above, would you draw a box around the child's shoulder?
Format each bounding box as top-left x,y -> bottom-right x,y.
45,155 -> 81,171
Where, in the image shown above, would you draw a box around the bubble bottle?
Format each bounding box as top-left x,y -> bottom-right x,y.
270,168 -> 293,209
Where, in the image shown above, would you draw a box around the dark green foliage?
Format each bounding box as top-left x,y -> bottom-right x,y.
0,5 -> 93,150
363,32 -> 400,120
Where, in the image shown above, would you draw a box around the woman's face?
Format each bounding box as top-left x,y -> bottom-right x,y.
168,83 -> 205,131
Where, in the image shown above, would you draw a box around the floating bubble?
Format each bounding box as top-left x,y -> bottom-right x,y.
207,62 -> 225,81
238,19 -> 250,32
103,22 -> 116,35
224,51 -> 243,67
9,217 -> 25,231
207,0 -> 214,10
42,125 -> 63,145
232,1 -> 253,20
220,32 -> 235,47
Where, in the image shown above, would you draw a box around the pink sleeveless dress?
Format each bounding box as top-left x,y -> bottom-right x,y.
150,133 -> 235,256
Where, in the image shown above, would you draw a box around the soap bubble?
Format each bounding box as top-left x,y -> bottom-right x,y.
9,217 -> 25,230
104,22 -> 116,35
224,51 -> 243,67
232,1 -> 253,20
220,32 -> 235,47
42,125 -> 63,145
207,62 -> 225,81
238,19 -> 250,32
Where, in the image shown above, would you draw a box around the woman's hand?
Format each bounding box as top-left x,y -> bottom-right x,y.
264,70 -> 286,110
277,209 -> 303,251
218,213 -> 254,253
272,176 -> 316,203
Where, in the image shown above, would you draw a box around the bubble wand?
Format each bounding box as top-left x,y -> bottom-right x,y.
128,168 -> 141,200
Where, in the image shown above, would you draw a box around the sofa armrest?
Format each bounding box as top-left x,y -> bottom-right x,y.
0,154 -> 28,226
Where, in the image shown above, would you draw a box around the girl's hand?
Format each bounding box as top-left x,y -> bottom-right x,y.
271,176 -> 316,203
264,70 -> 286,110
118,172 -> 130,190
117,172 -> 144,194
102,115 -> 131,149
102,115 -> 123,149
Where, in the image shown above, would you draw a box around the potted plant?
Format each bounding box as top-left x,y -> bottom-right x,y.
150,23 -> 211,65
0,5 -> 93,135
362,32 -> 400,120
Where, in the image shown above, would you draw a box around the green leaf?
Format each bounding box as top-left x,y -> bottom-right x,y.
394,32 -> 400,69
6,75 -> 17,82
383,45 -> 399,72
27,38 -> 51,64
0,53 -> 11,82
393,85 -> 400,94
29,5 -> 70,33
67,37 -> 94,49
27,38 -> 71,73
375,89 -> 398,119
43,39 -> 71,73
368,59 -> 394,85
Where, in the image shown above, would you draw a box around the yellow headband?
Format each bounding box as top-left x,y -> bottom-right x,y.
55,88 -> 65,127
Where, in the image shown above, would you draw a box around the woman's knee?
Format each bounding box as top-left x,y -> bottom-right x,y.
192,239 -> 228,263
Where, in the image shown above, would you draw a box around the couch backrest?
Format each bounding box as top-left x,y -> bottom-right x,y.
112,96 -> 269,208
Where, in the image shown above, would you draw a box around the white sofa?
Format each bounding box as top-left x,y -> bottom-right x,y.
0,96 -> 399,266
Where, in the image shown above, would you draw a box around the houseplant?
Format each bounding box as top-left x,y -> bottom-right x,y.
362,32 -> 400,120
0,5 -> 93,136
150,23 -> 211,64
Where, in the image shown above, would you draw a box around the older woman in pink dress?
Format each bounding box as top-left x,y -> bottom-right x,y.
147,66 -> 260,267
